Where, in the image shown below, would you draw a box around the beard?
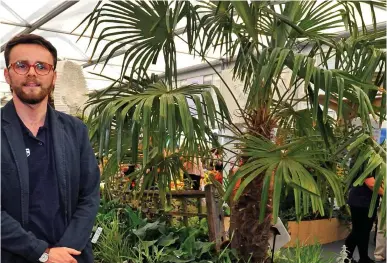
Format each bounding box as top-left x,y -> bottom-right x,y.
11,79 -> 53,105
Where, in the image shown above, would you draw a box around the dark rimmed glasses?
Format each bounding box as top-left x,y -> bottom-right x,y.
8,61 -> 54,76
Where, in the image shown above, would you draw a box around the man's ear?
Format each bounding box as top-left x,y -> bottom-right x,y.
4,68 -> 11,85
52,71 -> 57,86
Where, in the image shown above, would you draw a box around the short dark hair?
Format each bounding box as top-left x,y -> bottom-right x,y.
215,161 -> 223,171
4,34 -> 57,69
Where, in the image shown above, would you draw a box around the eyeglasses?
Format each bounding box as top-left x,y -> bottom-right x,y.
8,61 -> 54,76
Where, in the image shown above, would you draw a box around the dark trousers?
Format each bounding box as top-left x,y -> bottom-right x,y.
345,206 -> 377,261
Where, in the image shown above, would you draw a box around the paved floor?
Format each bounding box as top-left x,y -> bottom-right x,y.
321,232 -> 385,262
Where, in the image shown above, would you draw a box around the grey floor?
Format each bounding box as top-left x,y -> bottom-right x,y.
321,232 -> 385,262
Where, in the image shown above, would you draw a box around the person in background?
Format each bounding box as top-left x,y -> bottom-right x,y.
2,34 -> 100,263
214,161 -> 224,185
374,137 -> 386,262
345,158 -> 384,263
210,148 -> 221,168
183,157 -> 204,190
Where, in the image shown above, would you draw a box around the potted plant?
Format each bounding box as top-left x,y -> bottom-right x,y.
279,197 -> 351,247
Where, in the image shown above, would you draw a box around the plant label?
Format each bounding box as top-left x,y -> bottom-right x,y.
91,227 -> 103,244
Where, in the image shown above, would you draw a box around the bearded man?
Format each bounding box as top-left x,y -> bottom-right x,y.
1,34 -> 100,263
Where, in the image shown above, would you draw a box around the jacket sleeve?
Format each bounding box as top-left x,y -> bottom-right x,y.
1,210 -> 48,261
55,124 -> 100,250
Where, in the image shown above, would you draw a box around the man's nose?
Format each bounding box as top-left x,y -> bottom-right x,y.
26,65 -> 37,76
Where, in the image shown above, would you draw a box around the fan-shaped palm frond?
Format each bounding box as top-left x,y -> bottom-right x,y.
86,74 -> 230,194
335,133 -> 386,219
224,135 -> 345,223
200,1 -> 386,135
74,0 -> 198,85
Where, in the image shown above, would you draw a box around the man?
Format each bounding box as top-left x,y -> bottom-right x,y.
1,34 -> 100,263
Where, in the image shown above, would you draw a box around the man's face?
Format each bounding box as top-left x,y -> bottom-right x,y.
4,44 -> 57,105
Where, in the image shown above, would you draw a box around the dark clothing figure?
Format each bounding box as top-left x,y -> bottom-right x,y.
345,206 -> 377,262
345,159 -> 379,263
19,114 -> 66,246
1,101 -> 100,263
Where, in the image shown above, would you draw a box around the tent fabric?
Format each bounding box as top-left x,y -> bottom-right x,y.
0,0 -> 386,102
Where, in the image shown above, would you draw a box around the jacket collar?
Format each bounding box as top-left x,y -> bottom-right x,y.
1,99 -> 68,225
2,99 -> 20,125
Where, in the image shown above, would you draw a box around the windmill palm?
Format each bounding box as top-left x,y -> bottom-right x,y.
76,1 -> 386,262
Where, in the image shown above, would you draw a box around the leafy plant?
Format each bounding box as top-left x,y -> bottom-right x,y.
94,204 -> 219,263
96,198 -> 144,232
93,214 -> 132,263
86,75 -> 230,206
225,135 -> 345,222
274,242 -> 349,263
336,134 -> 386,219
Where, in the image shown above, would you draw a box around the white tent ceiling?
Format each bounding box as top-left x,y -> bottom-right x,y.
0,0 -> 222,94
0,0 -> 386,95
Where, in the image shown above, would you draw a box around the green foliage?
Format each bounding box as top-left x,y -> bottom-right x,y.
94,199 -> 240,263
224,135 -> 345,223
96,198 -> 143,230
275,243 -> 331,263
73,1 -> 200,85
94,199 -> 353,263
279,204 -> 352,230
93,214 -> 133,263
334,132 -> 386,223
273,242 -> 349,263
77,0 -> 386,259
85,75 -> 230,207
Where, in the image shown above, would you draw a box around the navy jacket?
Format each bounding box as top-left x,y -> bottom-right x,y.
1,100 -> 100,263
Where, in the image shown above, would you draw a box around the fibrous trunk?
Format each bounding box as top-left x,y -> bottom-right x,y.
230,175 -> 272,263
230,109 -> 274,263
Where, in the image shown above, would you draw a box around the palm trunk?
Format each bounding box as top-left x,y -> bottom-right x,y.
230,109 -> 275,263
230,175 -> 272,263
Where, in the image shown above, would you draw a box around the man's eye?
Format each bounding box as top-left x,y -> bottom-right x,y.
36,63 -> 47,70
16,62 -> 28,69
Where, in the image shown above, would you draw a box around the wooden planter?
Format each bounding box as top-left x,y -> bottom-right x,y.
284,218 -> 350,247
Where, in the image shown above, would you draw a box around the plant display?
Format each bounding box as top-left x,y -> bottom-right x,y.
93,199 -> 240,263
93,202 -> 351,263
76,1 -> 386,261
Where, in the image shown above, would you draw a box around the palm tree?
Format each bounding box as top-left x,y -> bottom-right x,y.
76,1 -> 386,262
